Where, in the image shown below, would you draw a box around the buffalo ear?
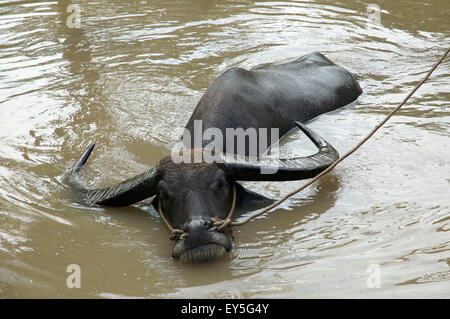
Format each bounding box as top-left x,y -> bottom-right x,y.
234,182 -> 274,214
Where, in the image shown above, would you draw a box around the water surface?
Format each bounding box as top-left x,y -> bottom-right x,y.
0,0 -> 449,298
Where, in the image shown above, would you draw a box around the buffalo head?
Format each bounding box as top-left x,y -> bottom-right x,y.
67,122 -> 338,262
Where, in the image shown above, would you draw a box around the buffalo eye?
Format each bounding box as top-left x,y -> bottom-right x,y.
158,181 -> 174,202
211,179 -> 228,192
159,189 -> 170,201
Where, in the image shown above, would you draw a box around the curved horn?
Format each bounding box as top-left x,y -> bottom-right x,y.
218,122 -> 339,181
66,144 -> 160,206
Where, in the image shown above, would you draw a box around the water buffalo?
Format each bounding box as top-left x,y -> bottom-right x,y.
66,52 -> 362,262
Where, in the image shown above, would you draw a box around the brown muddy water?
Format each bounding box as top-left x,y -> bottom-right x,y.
0,0 -> 449,298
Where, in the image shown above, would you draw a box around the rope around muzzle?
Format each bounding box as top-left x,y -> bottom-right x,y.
157,47 -> 449,240
157,184 -> 237,241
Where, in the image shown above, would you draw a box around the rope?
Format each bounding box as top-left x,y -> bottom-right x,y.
157,47 -> 448,238
209,182 -> 237,232
230,46 -> 449,227
157,199 -> 187,241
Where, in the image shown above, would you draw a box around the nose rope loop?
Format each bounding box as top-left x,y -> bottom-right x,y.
157,200 -> 188,241
157,184 -> 237,241
209,184 -> 236,232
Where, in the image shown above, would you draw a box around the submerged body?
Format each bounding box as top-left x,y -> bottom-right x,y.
67,52 -> 362,262
185,52 -> 361,154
